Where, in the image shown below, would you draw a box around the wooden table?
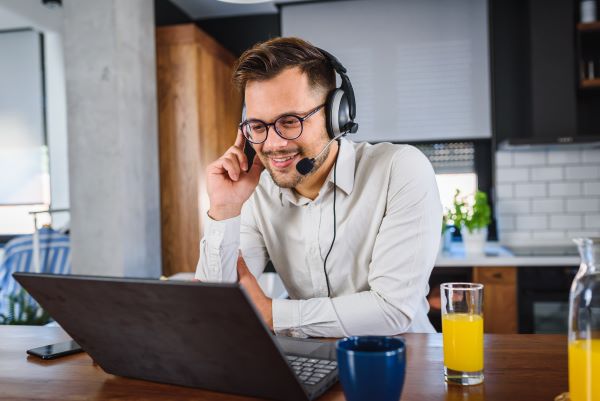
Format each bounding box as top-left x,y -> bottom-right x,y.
0,326 -> 568,401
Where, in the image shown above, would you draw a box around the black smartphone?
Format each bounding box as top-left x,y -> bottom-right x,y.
243,138 -> 256,171
27,340 -> 83,360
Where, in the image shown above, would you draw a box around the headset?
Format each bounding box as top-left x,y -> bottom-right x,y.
317,48 -> 359,139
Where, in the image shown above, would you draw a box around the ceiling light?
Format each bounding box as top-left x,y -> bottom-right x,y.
217,0 -> 272,4
41,0 -> 62,8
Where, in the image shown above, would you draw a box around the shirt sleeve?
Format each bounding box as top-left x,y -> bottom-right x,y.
196,195 -> 269,282
272,147 -> 442,337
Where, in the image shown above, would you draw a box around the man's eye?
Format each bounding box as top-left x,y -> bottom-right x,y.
250,123 -> 266,132
280,117 -> 300,127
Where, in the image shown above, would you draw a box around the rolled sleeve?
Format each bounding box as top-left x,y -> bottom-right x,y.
195,214 -> 241,282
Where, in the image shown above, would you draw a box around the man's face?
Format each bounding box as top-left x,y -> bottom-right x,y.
244,67 -> 330,189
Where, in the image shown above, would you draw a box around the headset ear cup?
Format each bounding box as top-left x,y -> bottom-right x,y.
338,93 -> 351,132
324,89 -> 339,139
325,88 -> 349,138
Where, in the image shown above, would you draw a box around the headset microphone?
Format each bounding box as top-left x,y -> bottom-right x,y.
296,131 -> 347,175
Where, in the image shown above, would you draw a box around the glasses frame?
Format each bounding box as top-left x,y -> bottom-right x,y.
239,104 -> 325,144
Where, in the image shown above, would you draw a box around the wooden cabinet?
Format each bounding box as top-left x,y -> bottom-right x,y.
156,24 -> 242,276
473,266 -> 518,334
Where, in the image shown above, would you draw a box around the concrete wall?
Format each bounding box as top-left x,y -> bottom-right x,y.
63,0 -> 161,277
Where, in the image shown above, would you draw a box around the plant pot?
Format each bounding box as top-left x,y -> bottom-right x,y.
462,227 -> 488,256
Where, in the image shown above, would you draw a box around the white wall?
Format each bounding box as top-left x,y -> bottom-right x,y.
495,146 -> 600,246
0,0 -> 69,229
282,0 -> 491,143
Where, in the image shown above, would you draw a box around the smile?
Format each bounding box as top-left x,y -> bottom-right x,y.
268,153 -> 299,168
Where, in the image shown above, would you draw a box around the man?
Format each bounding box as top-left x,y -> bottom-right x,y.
196,37 -> 442,338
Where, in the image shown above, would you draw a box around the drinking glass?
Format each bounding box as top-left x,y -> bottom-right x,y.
441,282 -> 484,385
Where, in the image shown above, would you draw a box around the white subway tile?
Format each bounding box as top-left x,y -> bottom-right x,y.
497,199 -> 530,214
496,215 -> 515,231
532,231 -> 567,240
514,183 -> 547,198
516,215 -> 548,230
513,150 -> 547,166
550,215 -> 583,229
496,183 -> 514,199
565,165 -> 600,180
583,181 -> 600,196
582,149 -> 600,164
497,167 -> 530,183
584,214 -> 600,229
566,198 -> 600,213
496,151 -> 513,167
532,198 -> 564,213
499,231 -> 532,244
548,182 -> 581,197
547,149 -> 581,165
530,166 -> 563,181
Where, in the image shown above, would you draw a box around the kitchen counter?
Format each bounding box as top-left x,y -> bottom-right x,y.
435,242 -> 580,267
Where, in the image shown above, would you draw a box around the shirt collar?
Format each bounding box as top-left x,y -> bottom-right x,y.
277,138 -> 356,205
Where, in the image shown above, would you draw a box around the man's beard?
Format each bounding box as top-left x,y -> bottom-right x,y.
261,139 -> 331,189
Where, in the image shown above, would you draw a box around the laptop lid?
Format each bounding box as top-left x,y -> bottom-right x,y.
14,273 -> 310,401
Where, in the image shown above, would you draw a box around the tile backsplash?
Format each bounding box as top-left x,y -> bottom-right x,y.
495,146 -> 600,246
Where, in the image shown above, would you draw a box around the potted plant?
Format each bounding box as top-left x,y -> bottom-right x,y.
447,189 -> 491,255
0,289 -> 51,325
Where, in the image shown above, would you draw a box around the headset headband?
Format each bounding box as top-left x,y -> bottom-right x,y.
317,48 -> 357,121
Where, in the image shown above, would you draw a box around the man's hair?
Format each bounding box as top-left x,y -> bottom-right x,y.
232,37 -> 336,97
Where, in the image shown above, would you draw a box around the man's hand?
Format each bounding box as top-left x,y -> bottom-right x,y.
237,255 -> 273,331
207,131 -> 264,221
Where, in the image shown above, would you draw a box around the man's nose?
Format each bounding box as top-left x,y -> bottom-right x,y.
262,127 -> 290,151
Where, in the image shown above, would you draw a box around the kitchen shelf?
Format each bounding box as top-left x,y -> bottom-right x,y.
580,78 -> 600,89
577,22 -> 600,32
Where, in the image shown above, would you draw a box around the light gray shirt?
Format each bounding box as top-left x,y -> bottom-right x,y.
196,139 -> 442,337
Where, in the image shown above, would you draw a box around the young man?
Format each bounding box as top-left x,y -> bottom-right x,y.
196,37 -> 442,338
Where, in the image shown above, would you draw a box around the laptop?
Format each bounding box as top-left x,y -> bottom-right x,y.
14,273 -> 338,401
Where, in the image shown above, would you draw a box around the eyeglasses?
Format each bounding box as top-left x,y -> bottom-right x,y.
239,104 -> 325,144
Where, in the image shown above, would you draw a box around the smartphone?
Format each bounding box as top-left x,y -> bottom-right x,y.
243,138 -> 256,171
27,340 -> 83,360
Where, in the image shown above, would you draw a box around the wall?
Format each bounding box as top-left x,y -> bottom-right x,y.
0,1 -> 69,229
63,0 -> 161,277
495,146 -> 600,245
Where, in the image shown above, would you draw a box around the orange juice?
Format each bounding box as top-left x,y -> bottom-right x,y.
442,313 -> 484,372
569,339 -> 600,401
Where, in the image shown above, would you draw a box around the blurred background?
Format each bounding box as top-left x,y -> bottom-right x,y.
0,0 -> 599,332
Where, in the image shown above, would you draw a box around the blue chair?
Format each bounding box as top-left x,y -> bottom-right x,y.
0,227 -> 71,320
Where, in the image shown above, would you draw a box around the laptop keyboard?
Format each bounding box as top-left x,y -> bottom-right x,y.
286,355 -> 337,386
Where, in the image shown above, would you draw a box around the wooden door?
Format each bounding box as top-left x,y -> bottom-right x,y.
156,24 -> 242,276
473,266 -> 518,334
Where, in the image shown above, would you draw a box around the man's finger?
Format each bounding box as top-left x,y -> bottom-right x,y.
221,156 -> 241,181
227,146 -> 248,172
234,129 -> 245,149
237,255 -> 249,275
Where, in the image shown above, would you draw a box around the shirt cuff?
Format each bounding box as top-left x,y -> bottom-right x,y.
272,299 -> 307,338
202,214 -> 241,282
204,213 -> 241,247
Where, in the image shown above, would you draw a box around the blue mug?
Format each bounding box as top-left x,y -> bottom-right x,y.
336,336 -> 406,401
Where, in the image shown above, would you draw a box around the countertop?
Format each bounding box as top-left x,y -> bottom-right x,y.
435,242 -> 580,267
0,326 -> 569,401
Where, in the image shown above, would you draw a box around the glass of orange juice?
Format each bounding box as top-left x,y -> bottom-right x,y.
441,282 -> 484,385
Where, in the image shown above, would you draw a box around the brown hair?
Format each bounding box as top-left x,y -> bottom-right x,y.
232,37 -> 335,97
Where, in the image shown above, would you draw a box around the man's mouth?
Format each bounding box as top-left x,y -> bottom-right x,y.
268,153 -> 299,169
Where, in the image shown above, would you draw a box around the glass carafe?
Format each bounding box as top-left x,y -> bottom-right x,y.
568,238 -> 600,401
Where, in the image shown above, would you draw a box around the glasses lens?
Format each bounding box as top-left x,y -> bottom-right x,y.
243,121 -> 268,143
275,115 -> 302,139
